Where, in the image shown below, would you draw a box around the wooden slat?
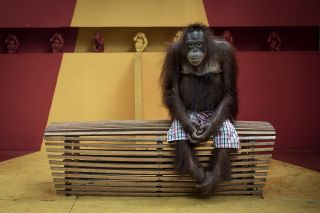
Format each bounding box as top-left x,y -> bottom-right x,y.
47,154 -> 273,162
45,131 -> 167,136
45,132 -> 276,137
54,184 -> 264,192
46,147 -> 273,156
45,141 -> 275,149
51,172 -> 268,180
46,124 -> 274,131
45,137 -> 165,142
53,178 -> 267,186
46,129 -> 275,135
55,190 -> 263,196
45,120 -> 274,132
50,166 -> 269,175
48,160 -> 271,168
45,133 -> 276,140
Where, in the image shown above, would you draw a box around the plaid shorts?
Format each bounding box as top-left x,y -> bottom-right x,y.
167,111 -> 240,149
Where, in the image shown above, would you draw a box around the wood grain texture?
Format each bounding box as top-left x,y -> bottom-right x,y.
44,120 -> 275,196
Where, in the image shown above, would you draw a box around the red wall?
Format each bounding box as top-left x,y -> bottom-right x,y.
0,0 -> 77,27
203,0 -> 320,26
0,0 -> 77,157
0,54 -> 62,151
237,52 -> 320,150
202,0 -> 320,152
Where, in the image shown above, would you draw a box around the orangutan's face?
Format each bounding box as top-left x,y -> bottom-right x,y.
186,30 -> 206,66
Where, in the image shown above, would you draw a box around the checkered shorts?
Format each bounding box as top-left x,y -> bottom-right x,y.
167,111 -> 240,149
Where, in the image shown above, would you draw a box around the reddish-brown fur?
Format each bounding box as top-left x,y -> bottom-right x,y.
160,23 -> 239,194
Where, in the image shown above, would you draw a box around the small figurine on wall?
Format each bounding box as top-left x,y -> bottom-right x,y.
133,32 -> 148,52
222,30 -> 234,46
267,32 -> 281,51
50,33 -> 64,53
92,32 -> 104,52
5,34 -> 19,54
173,31 -> 183,43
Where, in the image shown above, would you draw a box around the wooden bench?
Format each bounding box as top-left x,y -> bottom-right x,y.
44,120 -> 276,197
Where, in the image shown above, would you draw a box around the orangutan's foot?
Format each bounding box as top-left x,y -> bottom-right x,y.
189,160 -> 206,184
196,167 -> 221,195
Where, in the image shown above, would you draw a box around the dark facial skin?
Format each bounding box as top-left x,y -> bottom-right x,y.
186,30 -> 206,66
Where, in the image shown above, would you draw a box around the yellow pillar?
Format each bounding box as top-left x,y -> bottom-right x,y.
134,52 -> 143,119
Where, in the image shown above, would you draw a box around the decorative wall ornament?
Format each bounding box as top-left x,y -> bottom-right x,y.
5,34 -> 19,54
92,32 -> 104,52
267,32 -> 281,51
133,32 -> 148,52
173,31 -> 183,43
50,33 -> 64,53
222,30 -> 234,46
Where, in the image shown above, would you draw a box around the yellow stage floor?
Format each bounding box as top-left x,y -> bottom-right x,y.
0,148 -> 319,213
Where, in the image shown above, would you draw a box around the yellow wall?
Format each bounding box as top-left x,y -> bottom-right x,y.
141,52 -> 169,119
47,52 -> 169,124
48,0 -> 209,123
47,53 -> 135,123
71,0 -> 208,27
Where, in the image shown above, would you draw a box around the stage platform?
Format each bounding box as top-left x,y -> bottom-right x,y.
0,146 -> 319,213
